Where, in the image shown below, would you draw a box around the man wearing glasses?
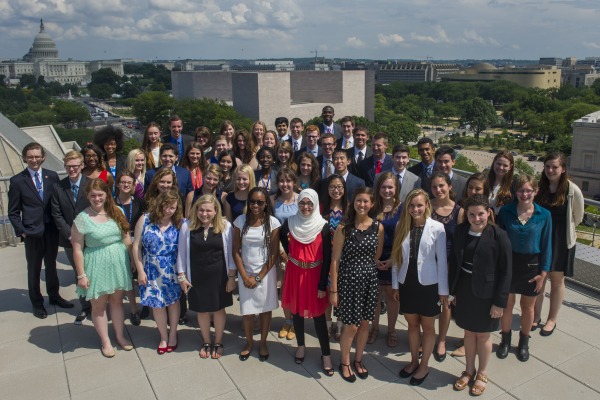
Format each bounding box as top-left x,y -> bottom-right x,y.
8,142 -> 73,319
295,125 -> 322,161
51,150 -> 91,324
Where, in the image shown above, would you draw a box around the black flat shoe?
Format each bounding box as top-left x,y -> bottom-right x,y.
353,360 -> 369,379
410,372 -> 429,386
531,318 -> 542,331
321,356 -> 334,376
130,312 -> 141,326
50,297 -> 74,308
259,352 -> 270,362
433,351 -> 446,362
540,323 -> 556,337
399,366 -> 416,379
339,363 -> 356,383
239,350 -> 251,361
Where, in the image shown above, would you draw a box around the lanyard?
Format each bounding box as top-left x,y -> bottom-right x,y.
118,197 -> 133,225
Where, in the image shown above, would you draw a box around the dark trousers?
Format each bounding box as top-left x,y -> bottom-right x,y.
64,247 -> 92,313
24,227 -> 59,308
292,313 -> 331,356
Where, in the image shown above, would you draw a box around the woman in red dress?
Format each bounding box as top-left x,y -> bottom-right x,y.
280,188 -> 334,376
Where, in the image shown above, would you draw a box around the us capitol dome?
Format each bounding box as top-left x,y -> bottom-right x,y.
23,19 -> 59,62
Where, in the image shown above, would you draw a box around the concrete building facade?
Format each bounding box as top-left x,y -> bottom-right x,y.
570,110 -> 600,197
443,63 -> 561,89
172,70 -> 375,126
377,62 -> 460,84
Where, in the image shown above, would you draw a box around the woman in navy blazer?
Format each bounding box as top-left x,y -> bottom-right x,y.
449,195 -> 512,395
391,189 -> 448,386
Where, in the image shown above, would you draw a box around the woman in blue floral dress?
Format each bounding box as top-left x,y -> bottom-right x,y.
133,189 -> 183,354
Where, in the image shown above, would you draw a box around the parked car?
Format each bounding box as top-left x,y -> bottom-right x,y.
435,127 -> 445,131
452,144 -> 464,150
489,148 -> 499,153
527,154 -> 537,161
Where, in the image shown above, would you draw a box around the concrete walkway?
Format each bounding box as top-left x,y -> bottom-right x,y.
2,245 -> 600,400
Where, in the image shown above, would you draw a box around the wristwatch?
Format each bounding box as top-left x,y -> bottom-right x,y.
254,275 -> 262,283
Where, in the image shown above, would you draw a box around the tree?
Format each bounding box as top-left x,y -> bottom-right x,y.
19,74 -> 37,88
89,83 -> 114,100
37,75 -> 46,87
53,100 -> 90,128
89,68 -> 121,91
460,97 -> 497,142
0,74 -> 6,87
385,116 -> 420,145
132,91 -> 174,126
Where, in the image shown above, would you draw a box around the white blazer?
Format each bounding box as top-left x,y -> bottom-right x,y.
177,220 -> 236,278
392,218 -> 448,295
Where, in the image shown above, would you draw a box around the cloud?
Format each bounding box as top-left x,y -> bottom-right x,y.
378,33 -> 405,46
583,41 -> 600,49
463,29 -> 501,46
346,36 -> 366,49
410,26 -> 451,44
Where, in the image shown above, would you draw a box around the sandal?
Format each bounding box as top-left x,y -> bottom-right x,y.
471,373 -> 488,396
199,343 -> 212,359
211,343 -> 224,359
387,331 -> 398,348
339,363 -> 356,383
321,355 -> 334,376
353,359 -> 369,379
453,370 -> 473,391
367,328 -> 379,344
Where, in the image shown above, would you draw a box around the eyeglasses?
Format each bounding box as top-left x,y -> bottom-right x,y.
307,136 -> 319,140
328,185 -> 344,192
298,201 -> 314,208
64,164 -> 81,170
85,154 -> 98,159
322,143 -> 335,147
26,156 -> 43,160
248,200 -> 266,206
517,189 -> 535,195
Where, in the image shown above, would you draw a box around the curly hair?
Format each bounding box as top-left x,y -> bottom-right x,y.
148,189 -> 183,230
81,143 -> 106,171
93,125 -> 124,152
144,168 -> 178,205
241,187 -> 274,260
85,178 -> 130,234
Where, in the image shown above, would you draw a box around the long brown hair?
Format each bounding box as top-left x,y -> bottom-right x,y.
85,178 -> 130,234
536,152 -> 569,207
374,172 -> 401,220
343,187 -> 375,236
148,189 -> 183,230
297,152 -> 321,189
145,168 -> 178,205
233,129 -> 253,164
277,141 -> 298,173
141,122 -> 161,152
180,142 -> 207,171
487,150 -> 514,207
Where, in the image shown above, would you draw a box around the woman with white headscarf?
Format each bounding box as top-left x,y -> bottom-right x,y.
280,189 -> 334,376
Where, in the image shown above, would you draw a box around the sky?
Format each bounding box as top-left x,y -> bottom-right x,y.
1,0 -> 600,62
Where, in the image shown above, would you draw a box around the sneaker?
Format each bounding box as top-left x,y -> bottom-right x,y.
130,312 -> 141,326
286,326 -> 296,340
74,311 -> 88,325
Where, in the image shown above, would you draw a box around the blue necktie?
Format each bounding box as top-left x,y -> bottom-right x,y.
34,172 -> 43,199
72,183 -> 79,202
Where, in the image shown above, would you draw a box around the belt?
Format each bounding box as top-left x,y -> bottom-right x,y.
289,256 -> 321,269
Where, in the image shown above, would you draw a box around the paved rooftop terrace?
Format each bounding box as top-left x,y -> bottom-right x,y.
2,244 -> 600,400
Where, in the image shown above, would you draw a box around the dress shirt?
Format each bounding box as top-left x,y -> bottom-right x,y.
307,146 -> 319,158
342,137 -> 354,149
69,175 -> 83,201
322,157 -> 334,178
354,148 -> 366,163
391,167 -> 406,185
291,138 -> 302,152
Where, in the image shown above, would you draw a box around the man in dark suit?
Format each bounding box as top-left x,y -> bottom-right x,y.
294,124 -> 322,161
347,126 -> 372,176
333,148 -> 365,200
408,137 -> 436,191
288,117 -> 307,152
162,115 -> 193,165
317,133 -> 336,179
319,105 -> 342,140
435,145 -> 467,201
51,150 -> 91,324
336,116 -> 355,150
375,144 -> 421,202
8,143 -> 73,319
144,143 -> 193,199
358,132 -> 393,188
275,116 -> 290,142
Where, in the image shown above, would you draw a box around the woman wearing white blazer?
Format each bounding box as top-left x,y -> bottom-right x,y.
392,189 -> 448,386
177,195 -> 237,359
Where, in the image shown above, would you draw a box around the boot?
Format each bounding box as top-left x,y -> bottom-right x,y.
517,331 -> 530,362
496,330 -> 511,359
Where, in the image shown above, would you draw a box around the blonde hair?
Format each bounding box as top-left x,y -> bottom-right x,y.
391,189 -> 432,269
233,164 -> 256,193
127,148 -> 146,184
187,194 -> 225,234
63,150 -> 83,163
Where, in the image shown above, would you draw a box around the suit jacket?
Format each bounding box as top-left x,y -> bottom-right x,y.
8,168 -> 60,238
103,154 -> 127,179
344,172 -> 366,200
51,175 -> 91,248
319,122 -> 342,140
287,136 -> 307,153
450,173 -> 467,202
358,154 -> 393,188
373,169 -> 421,202
449,223 -> 512,308
391,218 -> 448,294
336,136 -> 354,150
144,166 -> 193,198
346,146 -> 373,177
162,134 -> 194,165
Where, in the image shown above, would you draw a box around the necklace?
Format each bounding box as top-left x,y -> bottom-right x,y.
517,205 -> 534,225
89,208 -> 106,216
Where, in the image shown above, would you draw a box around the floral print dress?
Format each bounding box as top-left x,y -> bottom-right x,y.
139,214 -> 181,308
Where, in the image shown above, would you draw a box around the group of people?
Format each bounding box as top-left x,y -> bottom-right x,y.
8,105 -> 584,394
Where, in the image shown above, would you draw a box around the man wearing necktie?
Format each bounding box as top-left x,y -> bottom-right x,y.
357,132 -> 393,187
318,134 -> 337,178
320,106 -> 342,140
347,126 -> 372,177
375,144 -> 421,202
336,116 -> 355,150
51,150 -> 92,324
408,137 -> 436,191
9,143 -> 72,319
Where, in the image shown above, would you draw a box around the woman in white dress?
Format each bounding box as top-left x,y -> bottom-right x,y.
233,187 -> 281,362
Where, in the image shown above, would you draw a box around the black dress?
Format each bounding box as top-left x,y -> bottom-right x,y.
455,232 -> 500,333
545,191 -> 576,277
399,226 -> 441,317
187,227 -> 233,312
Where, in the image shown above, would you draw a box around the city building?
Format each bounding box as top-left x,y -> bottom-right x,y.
539,57 -> 563,68
172,70 -> 375,125
0,20 -> 123,85
443,63 -> 561,89
562,65 -> 600,87
376,62 -> 460,84
570,110 -> 600,198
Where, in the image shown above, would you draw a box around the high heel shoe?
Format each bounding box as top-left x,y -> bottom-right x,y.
353,359 -> 369,379
339,363 -> 356,383
166,334 -> 178,353
321,356 -> 334,377
294,347 -> 305,364
157,344 -> 168,355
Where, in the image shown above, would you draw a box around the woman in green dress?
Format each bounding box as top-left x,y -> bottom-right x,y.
72,178 -> 134,358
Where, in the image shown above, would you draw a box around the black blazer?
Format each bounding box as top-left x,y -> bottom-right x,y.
287,136 -> 307,153
51,175 -> 91,248
449,223 -> 512,308
8,168 -> 60,238
357,154 -> 393,188
103,154 -> 127,179
344,172 -> 366,201
346,146 -> 372,176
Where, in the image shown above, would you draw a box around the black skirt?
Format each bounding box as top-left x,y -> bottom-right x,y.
399,258 -> 440,317
510,252 -> 540,297
455,270 -> 499,333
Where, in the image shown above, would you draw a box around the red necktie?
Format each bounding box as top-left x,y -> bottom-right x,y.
375,160 -> 382,174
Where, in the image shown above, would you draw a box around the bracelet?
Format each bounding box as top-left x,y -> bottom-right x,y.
77,274 -> 87,280
177,275 -> 188,282
329,290 -> 337,294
